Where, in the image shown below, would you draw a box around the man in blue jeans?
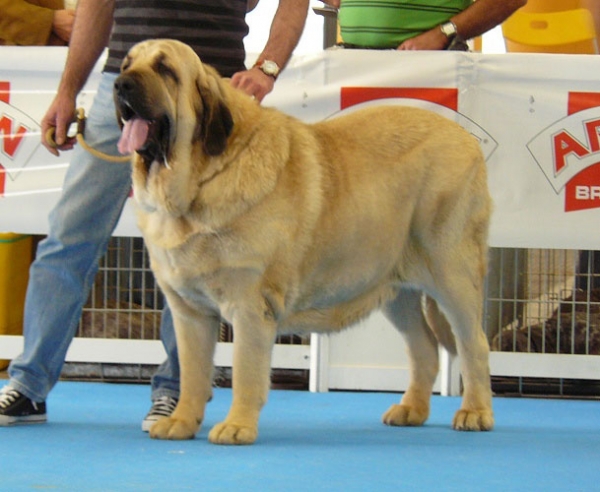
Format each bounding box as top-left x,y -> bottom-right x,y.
0,0 -> 309,430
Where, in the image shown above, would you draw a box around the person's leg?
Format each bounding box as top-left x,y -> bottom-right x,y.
141,304 -> 181,431
150,304 -> 180,401
7,74 -> 132,403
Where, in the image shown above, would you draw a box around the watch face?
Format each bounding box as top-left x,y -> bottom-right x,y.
261,60 -> 279,76
441,22 -> 457,38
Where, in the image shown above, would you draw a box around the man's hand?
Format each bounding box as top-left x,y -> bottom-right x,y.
398,28 -> 449,51
52,9 -> 76,43
230,67 -> 275,102
41,93 -> 77,156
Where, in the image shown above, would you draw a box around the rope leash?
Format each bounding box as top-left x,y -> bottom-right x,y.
45,108 -> 131,163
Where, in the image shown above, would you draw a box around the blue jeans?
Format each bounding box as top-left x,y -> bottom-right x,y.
8,73 -> 180,403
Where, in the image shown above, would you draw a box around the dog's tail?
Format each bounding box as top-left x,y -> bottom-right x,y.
422,296 -> 457,355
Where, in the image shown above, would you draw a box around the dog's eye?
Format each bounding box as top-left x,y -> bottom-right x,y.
155,58 -> 179,84
121,56 -> 131,72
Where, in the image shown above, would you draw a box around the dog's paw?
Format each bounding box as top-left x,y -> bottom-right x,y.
149,417 -> 199,440
452,409 -> 494,431
208,421 -> 258,445
382,403 -> 428,427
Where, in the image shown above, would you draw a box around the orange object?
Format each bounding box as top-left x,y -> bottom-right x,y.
0,233 -> 32,370
502,8 -> 598,54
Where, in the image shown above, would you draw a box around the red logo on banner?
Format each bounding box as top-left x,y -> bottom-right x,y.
0,81 -> 41,198
341,87 -> 458,111
563,92 -> 600,212
0,114 -> 28,157
0,81 -> 10,195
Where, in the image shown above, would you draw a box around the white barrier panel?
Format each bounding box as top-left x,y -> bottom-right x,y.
2,48 -> 600,248
0,336 -> 311,370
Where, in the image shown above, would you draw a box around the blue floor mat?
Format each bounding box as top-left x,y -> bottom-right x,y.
1,381 -> 599,491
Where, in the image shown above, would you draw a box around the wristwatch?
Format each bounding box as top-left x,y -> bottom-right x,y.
253,59 -> 280,79
440,21 -> 458,40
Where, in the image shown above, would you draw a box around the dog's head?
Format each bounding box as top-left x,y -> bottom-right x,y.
114,39 -> 234,168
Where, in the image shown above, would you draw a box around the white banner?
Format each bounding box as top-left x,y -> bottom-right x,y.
2,48 -> 600,249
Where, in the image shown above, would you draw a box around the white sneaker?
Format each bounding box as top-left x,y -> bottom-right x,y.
141,395 -> 178,432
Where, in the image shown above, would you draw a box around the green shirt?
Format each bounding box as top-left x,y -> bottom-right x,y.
339,0 -> 473,48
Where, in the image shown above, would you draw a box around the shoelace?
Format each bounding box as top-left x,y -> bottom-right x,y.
150,396 -> 178,417
0,388 -> 20,409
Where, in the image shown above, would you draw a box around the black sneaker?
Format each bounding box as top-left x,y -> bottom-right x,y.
0,385 -> 47,425
141,395 -> 178,432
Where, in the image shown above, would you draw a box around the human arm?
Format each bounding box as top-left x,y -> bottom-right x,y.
230,0 -> 309,102
41,0 -> 115,155
398,0 -> 527,51
0,0 -> 73,46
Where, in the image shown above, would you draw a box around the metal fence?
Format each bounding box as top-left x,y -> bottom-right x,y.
68,237 -> 310,387
485,248 -> 600,397
69,238 -> 600,396
486,248 -> 600,356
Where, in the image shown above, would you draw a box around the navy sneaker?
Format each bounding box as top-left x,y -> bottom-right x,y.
0,385 -> 47,425
141,395 -> 178,432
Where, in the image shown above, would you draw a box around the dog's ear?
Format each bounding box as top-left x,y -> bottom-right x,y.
195,76 -> 234,157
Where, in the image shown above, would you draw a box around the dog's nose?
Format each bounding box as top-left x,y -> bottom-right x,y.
114,74 -> 136,98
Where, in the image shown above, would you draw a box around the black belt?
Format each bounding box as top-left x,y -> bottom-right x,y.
338,42 -> 392,50
337,38 -> 470,52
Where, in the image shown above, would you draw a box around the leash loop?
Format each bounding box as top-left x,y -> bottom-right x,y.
45,108 -> 131,163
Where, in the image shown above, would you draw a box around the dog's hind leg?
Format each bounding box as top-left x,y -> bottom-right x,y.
381,288 -> 439,427
430,261 -> 494,432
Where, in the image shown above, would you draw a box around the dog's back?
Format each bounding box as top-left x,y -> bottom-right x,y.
275,105 -> 490,335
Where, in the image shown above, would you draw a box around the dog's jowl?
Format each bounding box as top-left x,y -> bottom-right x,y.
115,39 -> 494,445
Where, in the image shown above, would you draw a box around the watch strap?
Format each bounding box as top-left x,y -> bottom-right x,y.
253,59 -> 280,80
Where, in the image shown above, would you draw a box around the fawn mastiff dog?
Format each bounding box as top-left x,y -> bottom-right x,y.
114,39 -> 494,445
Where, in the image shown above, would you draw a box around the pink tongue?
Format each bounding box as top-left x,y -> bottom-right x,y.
118,118 -> 150,155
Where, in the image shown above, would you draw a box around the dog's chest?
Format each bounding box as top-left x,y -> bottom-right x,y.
149,238 -> 260,312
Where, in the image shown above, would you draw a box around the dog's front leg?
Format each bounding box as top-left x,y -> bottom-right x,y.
208,309 -> 276,445
150,307 -> 219,440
